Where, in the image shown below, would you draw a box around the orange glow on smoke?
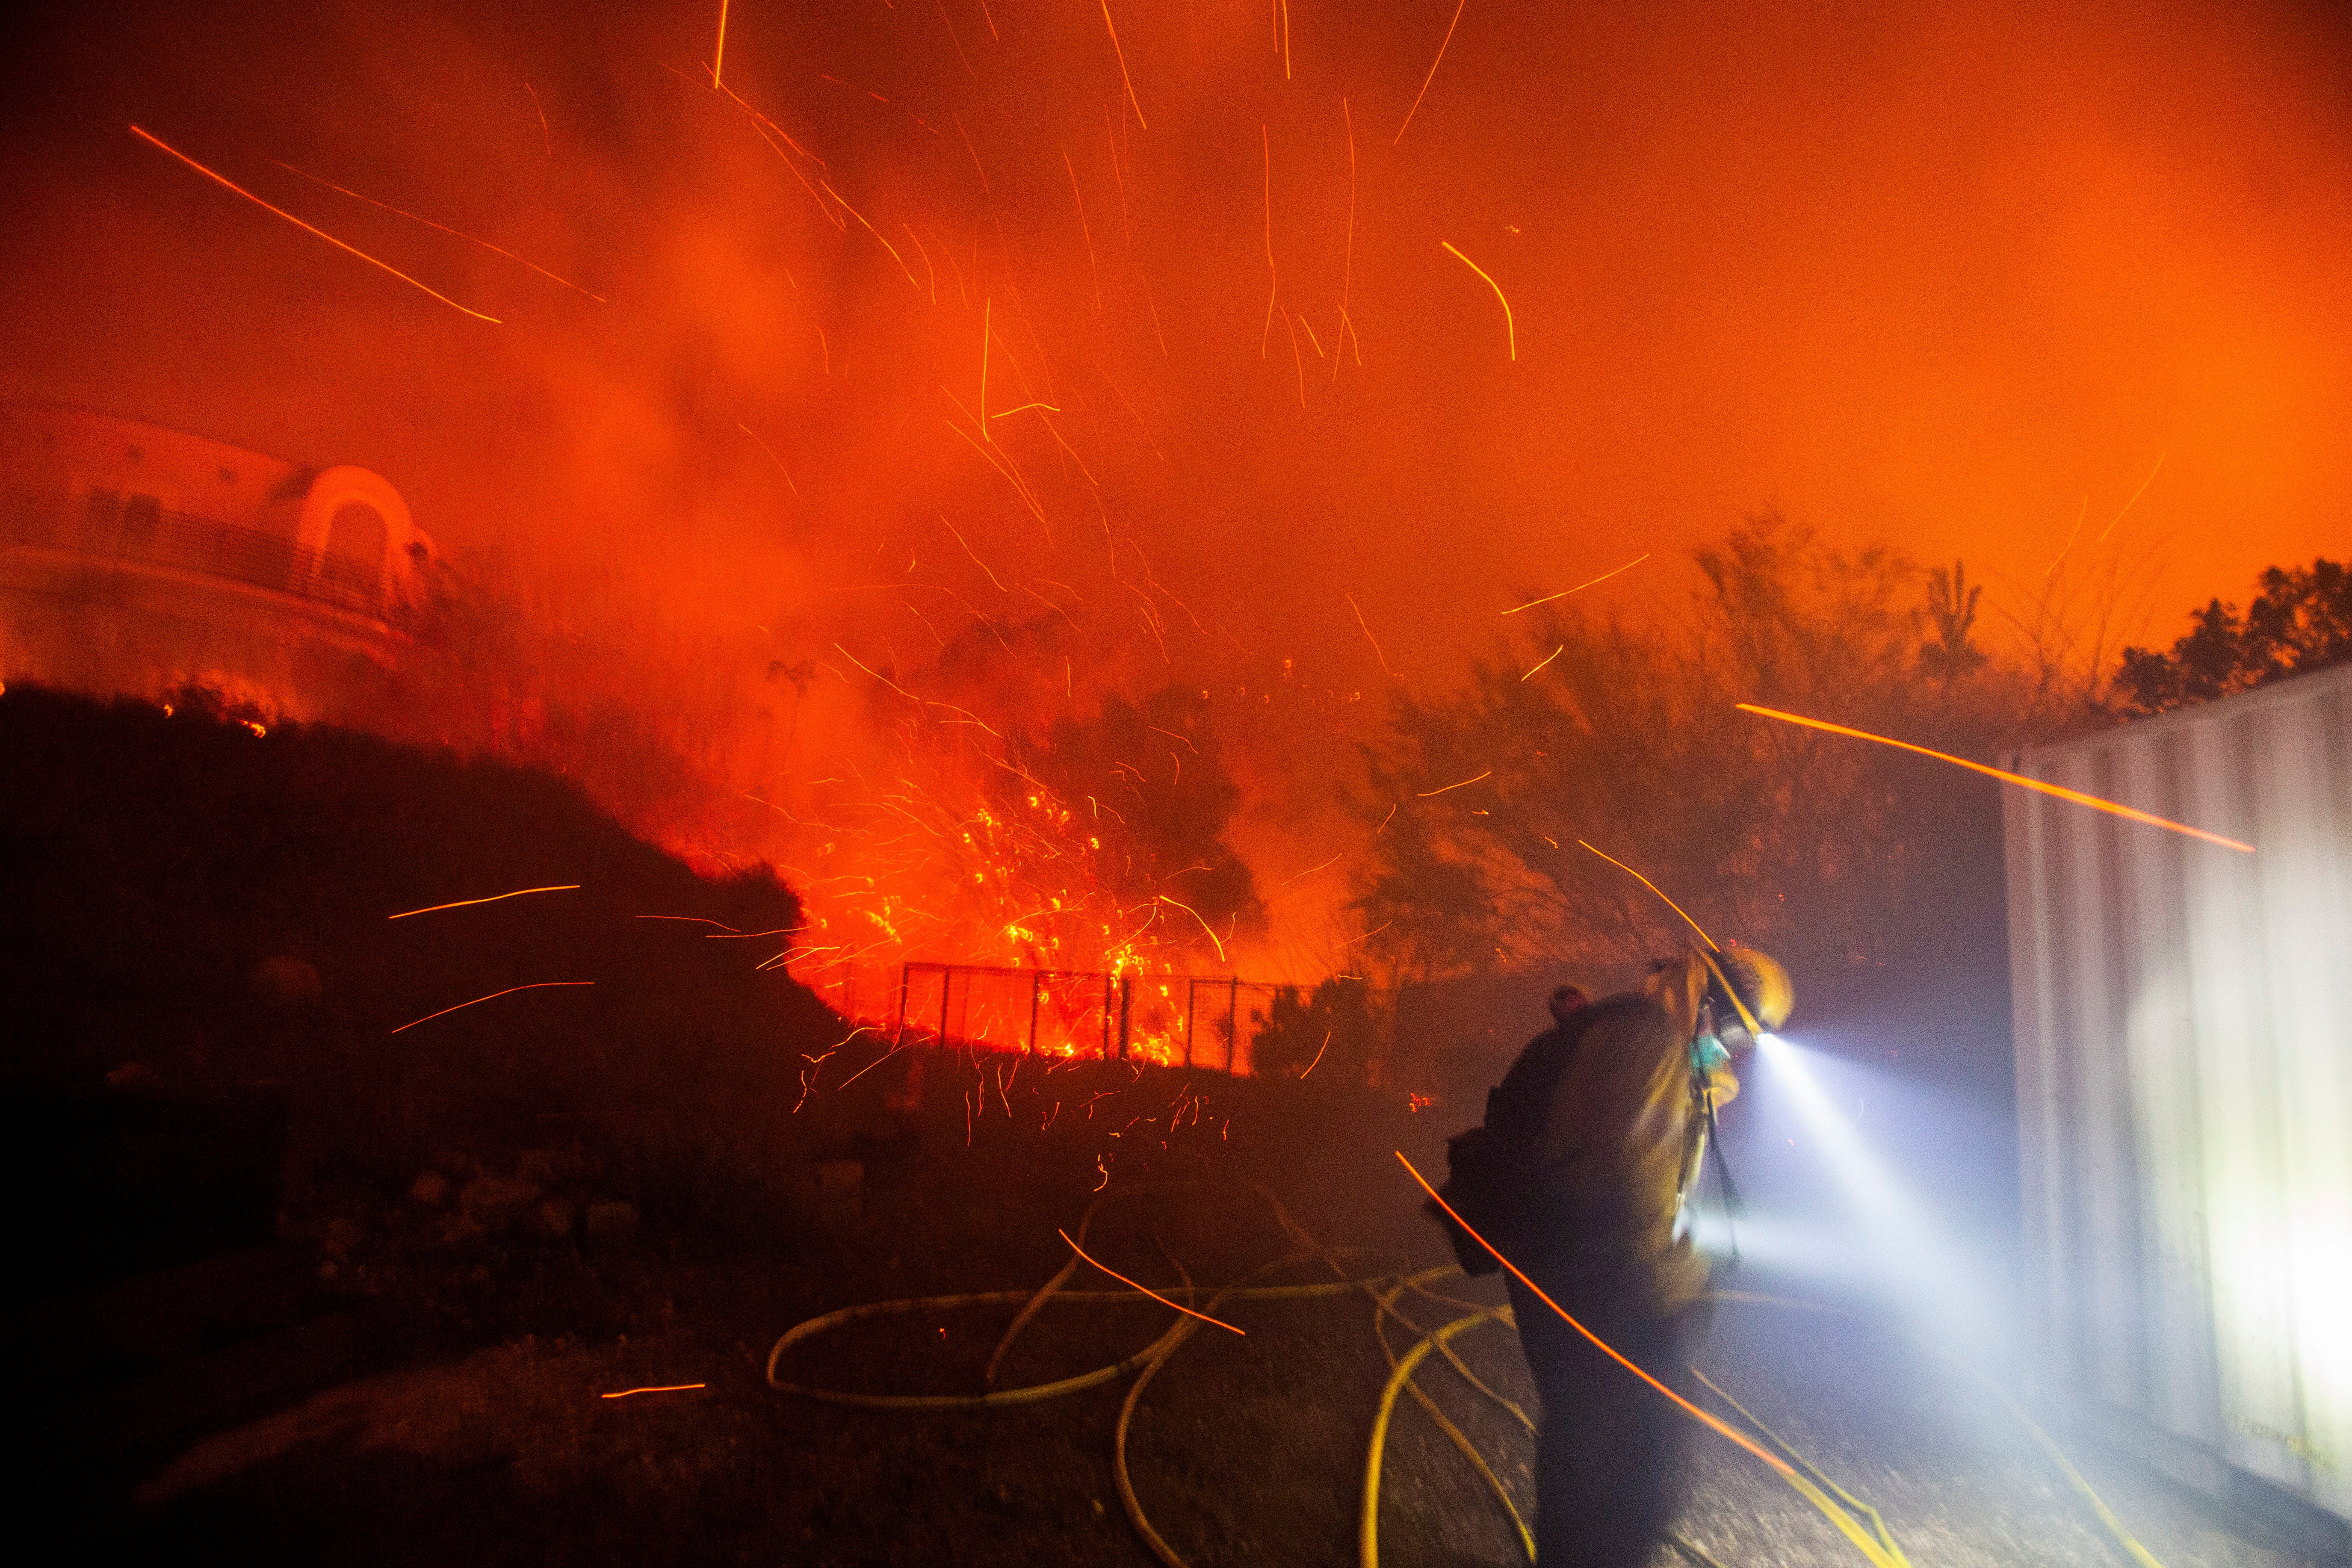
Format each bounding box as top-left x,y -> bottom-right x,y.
128,127 -> 500,323
12,3 -> 2339,1020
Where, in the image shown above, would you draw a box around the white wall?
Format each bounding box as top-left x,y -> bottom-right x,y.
2006,662 -> 2352,1520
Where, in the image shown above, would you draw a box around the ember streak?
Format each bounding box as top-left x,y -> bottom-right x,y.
2,0 -> 2347,1004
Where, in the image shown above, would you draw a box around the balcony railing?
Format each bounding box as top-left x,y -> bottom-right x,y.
1,485 -> 386,617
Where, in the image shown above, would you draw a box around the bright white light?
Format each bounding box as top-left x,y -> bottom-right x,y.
1755,1035 -> 1904,1225
1747,1033 -> 1996,1351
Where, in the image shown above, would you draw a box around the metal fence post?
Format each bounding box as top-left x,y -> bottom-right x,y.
940,965 -> 952,1046
1226,978 -> 1239,1075
1101,973 -> 1113,1059
1117,977 -> 1132,1060
895,963 -> 910,1044
1028,970 -> 1041,1056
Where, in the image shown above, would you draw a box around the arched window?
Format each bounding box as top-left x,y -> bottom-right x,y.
319,500 -> 385,603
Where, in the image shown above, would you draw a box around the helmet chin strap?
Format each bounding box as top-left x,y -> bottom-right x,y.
1698,947 -> 1766,1039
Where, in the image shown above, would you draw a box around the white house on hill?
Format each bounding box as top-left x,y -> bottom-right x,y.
0,401 -> 441,713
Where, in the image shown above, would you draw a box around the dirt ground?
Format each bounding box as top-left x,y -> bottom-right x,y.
49,1119 -> 2341,1568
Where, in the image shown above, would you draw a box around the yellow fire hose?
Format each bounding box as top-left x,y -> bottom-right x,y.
765,1181 -> 1465,1564
1689,1364 -> 1906,1564
1368,1281 -> 1536,1557
765,1178 -> 2171,1568
1360,1303 -> 1526,1563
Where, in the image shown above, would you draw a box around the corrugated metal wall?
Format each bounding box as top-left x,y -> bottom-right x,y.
2005,662 -> 2352,1522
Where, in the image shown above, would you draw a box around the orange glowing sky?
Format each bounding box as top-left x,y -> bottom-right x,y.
3,0 -> 2346,690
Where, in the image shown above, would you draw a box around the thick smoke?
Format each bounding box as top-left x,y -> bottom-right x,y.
3,0 -> 2347,984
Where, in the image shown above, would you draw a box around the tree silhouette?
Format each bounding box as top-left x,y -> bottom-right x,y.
1249,977 -> 1379,1083
1353,515 -> 2038,988
1004,682 -> 1265,960
1919,560 -> 1987,684
2116,557 -> 2351,716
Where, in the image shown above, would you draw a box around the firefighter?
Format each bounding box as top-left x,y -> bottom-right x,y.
1433,945 -> 1792,1567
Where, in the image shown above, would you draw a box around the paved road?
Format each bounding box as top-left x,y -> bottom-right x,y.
1370,1274 -> 2335,1568
99,1212 -> 2342,1567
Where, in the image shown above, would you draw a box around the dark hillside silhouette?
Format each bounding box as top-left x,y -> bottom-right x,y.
0,684 -> 832,1293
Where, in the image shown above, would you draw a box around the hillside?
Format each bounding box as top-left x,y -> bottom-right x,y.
0,682 -> 836,1290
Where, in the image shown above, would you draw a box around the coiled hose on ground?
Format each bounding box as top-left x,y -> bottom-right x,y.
765,1176 -> 2167,1568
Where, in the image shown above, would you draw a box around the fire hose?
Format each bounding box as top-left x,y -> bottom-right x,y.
764,1174 -> 2169,1568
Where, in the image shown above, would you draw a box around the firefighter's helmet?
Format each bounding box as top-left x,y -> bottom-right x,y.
1716,947 -> 1794,1033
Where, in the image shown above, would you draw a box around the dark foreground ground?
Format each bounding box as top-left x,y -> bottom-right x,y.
36,1146 -> 2341,1568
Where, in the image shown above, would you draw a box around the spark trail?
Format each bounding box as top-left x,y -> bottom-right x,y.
1736,704 -> 2256,852
130,127 -> 500,322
